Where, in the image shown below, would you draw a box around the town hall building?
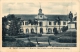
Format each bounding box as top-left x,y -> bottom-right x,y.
14,7 -> 77,34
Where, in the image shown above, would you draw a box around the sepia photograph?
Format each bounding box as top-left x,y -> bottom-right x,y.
2,1 -> 77,47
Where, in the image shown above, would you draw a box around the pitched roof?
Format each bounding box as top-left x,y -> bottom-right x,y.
45,15 -> 69,21
14,14 -> 36,21
13,14 -> 69,21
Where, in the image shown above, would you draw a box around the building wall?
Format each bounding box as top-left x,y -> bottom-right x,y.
21,20 -> 69,34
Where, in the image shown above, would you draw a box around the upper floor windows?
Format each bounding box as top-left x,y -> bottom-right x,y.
54,22 -> 56,25
63,22 -> 66,25
25,22 -> 28,25
49,22 -> 51,25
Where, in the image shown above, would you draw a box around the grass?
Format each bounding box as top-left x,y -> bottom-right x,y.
49,31 -> 77,43
3,31 -> 77,47
16,37 -> 48,42
37,43 -> 76,47
2,40 -> 36,47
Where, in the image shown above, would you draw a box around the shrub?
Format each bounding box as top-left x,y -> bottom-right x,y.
16,40 -> 29,47
56,37 -> 76,43
28,34 -> 36,37
3,36 -> 16,42
26,42 -> 36,47
53,28 -> 58,34
37,34 -> 42,37
61,26 -> 68,32
17,34 -> 29,38
48,35 -> 57,40
64,31 -> 76,37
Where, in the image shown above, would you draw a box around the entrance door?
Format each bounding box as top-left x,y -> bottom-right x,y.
31,28 -> 34,33
26,29 -> 29,33
40,28 -> 43,33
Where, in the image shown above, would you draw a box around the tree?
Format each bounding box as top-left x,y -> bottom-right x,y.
53,28 -> 58,34
2,16 -> 8,41
55,16 -> 61,33
61,26 -> 68,32
7,14 -> 21,36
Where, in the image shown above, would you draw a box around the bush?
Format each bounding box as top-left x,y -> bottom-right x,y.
46,32 -> 53,34
26,42 -> 36,47
37,34 -> 42,37
49,35 -> 57,40
28,34 -> 36,37
17,34 -> 29,38
56,37 -> 76,43
62,26 -> 68,32
3,36 -> 16,42
53,28 -> 58,34
64,31 -> 76,37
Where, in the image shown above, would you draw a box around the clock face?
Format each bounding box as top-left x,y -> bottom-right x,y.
39,15 -> 43,19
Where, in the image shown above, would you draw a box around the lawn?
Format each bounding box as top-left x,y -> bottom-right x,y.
2,31 -> 77,47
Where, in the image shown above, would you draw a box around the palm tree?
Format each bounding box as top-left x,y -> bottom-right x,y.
55,16 -> 61,33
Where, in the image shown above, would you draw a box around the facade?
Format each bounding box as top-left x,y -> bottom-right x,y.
14,7 -> 76,34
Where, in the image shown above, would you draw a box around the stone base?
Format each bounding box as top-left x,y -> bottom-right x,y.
67,29 -> 76,32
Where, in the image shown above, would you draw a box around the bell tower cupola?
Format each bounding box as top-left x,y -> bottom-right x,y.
38,3 -> 44,15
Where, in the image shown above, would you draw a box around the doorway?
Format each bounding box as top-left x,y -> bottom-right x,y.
40,28 -> 43,33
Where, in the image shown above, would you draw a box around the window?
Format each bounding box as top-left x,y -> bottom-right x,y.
40,15 -> 42,17
48,28 -> 52,33
26,29 -> 29,33
20,29 -> 23,33
49,22 -> 51,25
39,22 -> 43,26
63,22 -> 66,25
58,21 -> 61,25
25,22 -> 28,25
54,22 -> 56,25
31,28 -> 34,33
40,28 -> 43,33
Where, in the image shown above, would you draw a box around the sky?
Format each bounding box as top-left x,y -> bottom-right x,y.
1,1 -> 78,17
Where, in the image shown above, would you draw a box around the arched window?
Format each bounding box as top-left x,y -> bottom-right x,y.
31,28 -> 34,33
26,29 -> 29,33
40,28 -> 43,33
48,28 -> 52,33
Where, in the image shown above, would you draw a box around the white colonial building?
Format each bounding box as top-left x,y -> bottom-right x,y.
14,7 -> 77,34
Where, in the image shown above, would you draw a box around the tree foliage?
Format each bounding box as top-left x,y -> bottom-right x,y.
61,26 -> 68,32
53,28 -> 58,34
2,16 -> 8,41
55,16 -> 61,32
7,14 -> 21,36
